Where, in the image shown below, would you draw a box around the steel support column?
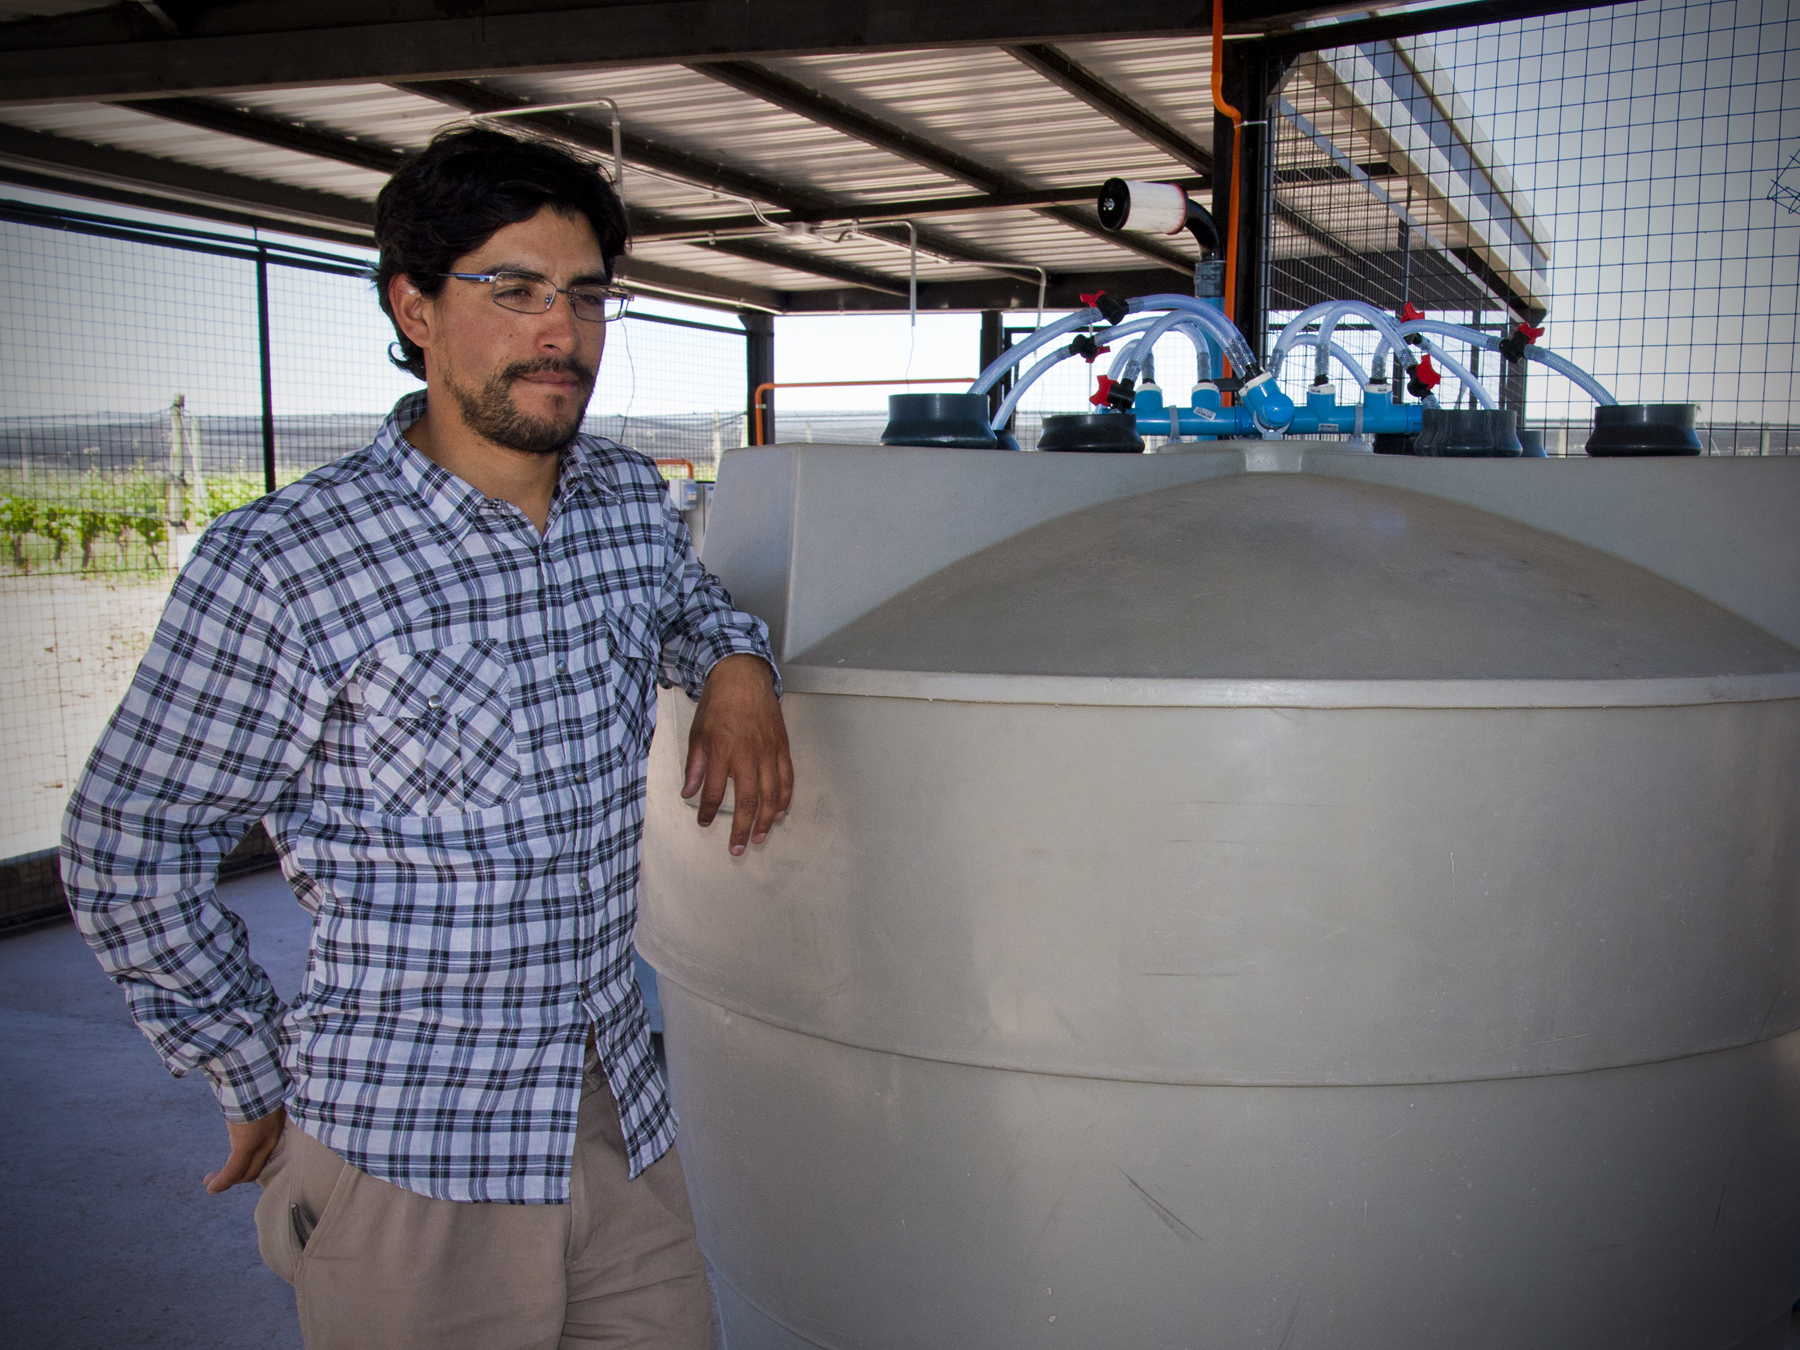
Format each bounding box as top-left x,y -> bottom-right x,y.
1213,41 -> 1282,362
255,247 -> 276,493
979,311 -> 1004,423
745,311 -> 775,446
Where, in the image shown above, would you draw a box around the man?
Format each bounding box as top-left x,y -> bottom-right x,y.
61,127 -> 791,1348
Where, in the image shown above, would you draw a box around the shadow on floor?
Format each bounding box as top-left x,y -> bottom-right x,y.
1,870 -> 308,1350
2,869 -> 728,1350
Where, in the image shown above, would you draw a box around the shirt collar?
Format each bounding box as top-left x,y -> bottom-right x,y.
373,391 -> 618,541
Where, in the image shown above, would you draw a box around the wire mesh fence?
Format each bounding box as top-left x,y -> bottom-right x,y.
0,199 -> 746,861
5,0 -> 1797,857
1259,0 -> 1799,447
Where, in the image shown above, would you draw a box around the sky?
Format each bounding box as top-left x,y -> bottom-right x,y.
1427,0 -> 1800,421
2,0 -> 1796,429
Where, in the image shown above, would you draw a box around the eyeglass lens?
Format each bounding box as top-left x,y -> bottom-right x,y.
488,273 -> 626,322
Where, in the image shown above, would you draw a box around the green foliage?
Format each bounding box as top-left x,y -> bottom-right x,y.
0,468 -> 268,577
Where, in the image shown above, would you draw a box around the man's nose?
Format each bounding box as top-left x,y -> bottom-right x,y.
534,292 -> 587,348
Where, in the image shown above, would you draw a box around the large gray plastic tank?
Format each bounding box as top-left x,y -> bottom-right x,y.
640,443 -> 1800,1350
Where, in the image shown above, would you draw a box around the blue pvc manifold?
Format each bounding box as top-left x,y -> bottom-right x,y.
1132,387 -> 1421,439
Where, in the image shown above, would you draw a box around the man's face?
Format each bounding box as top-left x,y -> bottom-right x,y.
407,205 -> 608,456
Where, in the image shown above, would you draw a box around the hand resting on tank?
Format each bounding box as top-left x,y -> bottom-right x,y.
683,653 -> 792,856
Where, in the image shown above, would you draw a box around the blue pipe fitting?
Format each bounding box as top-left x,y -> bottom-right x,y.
1239,373 -> 1296,431
1130,384 -> 1257,438
1131,384 -> 1423,440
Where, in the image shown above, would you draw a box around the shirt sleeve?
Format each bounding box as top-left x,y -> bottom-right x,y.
652,487 -> 781,701
60,524 -> 332,1123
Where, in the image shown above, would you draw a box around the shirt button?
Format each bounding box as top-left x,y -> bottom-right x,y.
556,660 -> 568,675
579,876 -> 591,892
426,694 -> 442,709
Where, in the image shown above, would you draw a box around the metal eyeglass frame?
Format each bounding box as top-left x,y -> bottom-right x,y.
438,270 -> 631,323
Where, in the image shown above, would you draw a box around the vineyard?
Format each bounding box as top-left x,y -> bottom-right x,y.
0,469 -> 268,575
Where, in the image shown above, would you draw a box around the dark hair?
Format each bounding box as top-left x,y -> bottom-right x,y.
373,126 -> 630,379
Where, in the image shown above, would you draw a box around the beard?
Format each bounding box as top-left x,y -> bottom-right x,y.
450,355 -> 596,456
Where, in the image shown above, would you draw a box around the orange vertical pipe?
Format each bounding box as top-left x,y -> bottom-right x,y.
1212,0 -> 1244,332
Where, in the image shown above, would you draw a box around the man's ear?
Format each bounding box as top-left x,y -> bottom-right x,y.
389,274 -> 434,356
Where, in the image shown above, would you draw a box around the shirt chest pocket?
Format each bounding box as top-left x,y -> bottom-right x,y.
355,642 -> 521,816
603,603 -> 664,762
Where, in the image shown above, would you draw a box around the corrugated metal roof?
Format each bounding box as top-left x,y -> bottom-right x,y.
0,100 -> 390,196
0,14 -> 1546,315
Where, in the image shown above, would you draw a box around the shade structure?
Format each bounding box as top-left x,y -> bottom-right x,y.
640,443 -> 1800,1349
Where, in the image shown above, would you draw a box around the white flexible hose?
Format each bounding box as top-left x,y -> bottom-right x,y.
973,296 -> 1260,429
989,346 -> 1081,430
1279,333 -> 1370,387
1098,318 -> 1179,379
1116,295 -> 1260,378
971,307 -> 1101,394
1379,320 -> 1617,406
1412,335 -> 1496,409
1272,302 -> 1413,383
1107,318 -> 1217,381
988,316 -> 1212,431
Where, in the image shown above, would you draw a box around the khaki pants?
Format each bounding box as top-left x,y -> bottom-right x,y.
254,1057 -> 711,1350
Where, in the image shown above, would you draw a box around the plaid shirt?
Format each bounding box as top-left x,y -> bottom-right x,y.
62,391 -> 775,1203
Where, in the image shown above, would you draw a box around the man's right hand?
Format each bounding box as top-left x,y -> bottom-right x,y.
205,1106 -> 287,1194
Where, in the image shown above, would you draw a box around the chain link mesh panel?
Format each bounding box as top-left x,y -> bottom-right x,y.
0,210 -> 263,860
587,309 -> 748,478
1262,0 -> 1800,452
0,201 -> 745,862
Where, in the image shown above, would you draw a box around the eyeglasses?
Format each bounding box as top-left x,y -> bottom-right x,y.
439,270 -> 631,323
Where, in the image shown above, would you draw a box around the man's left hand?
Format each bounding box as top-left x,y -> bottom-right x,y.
684,654 -> 793,855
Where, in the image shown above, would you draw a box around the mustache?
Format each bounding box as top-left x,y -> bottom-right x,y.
503,355 -> 595,385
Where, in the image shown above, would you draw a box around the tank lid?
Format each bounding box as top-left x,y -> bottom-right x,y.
791,474 -> 1800,685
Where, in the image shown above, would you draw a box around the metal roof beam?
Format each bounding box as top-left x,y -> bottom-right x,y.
629,180 -> 1208,240
0,154 -> 787,312
688,59 -> 1195,273
399,79 -> 1042,278
97,83 -> 1166,285
1272,201 -> 1360,260
0,121 -> 376,233
132,2 -> 205,38
610,256 -> 784,313
774,265 -> 1193,313
0,2 -> 1355,106
692,59 -> 1012,195
118,95 -> 405,174
1263,0 -> 1636,56
0,160 -> 376,248
397,78 -> 841,214
1275,161 -> 1394,184
16,88 -> 1001,300
692,236 -> 909,296
1004,44 -> 1213,177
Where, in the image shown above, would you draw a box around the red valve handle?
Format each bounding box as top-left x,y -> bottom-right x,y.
1414,354 -> 1442,389
1400,302 -> 1426,323
1090,375 -> 1116,406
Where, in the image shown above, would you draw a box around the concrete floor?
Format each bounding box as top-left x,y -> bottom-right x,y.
4,869 -> 1797,1350
1,868 -> 306,1350
1,867 -> 730,1350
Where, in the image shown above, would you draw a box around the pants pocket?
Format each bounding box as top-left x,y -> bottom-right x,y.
254,1127 -> 302,1285
254,1125 -> 350,1287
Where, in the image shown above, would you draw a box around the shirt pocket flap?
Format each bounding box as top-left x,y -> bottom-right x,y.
355,642 -> 519,816
604,603 -> 664,666
361,642 -> 510,721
